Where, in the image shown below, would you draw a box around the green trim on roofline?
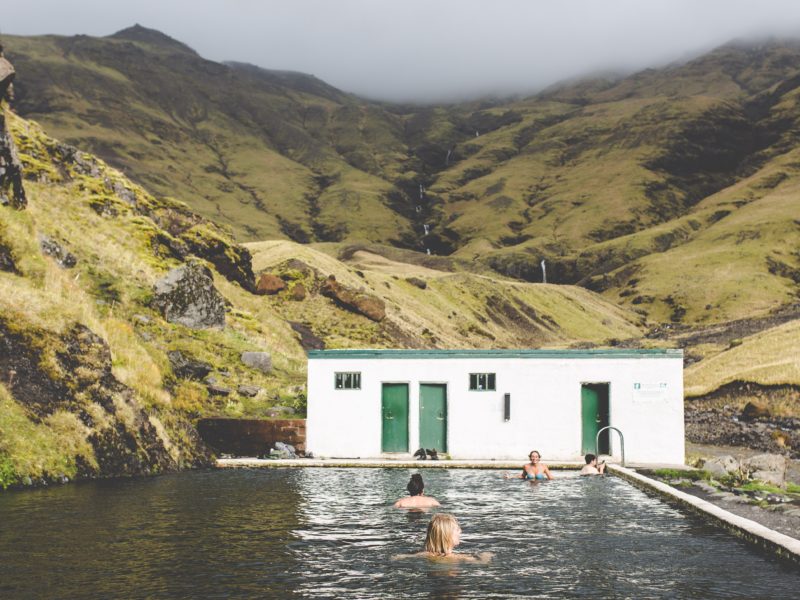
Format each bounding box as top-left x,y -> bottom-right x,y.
308,348 -> 683,360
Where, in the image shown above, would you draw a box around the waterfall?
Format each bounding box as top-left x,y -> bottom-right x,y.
541,259 -> 547,284
426,248 -> 431,255
445,149 -> 451,165
416,205 -> 422,213
423,224 -> 430,235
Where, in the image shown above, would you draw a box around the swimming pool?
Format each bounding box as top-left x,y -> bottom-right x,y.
1,468 -> 798,598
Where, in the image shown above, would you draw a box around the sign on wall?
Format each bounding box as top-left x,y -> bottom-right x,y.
632,382 -> 668,402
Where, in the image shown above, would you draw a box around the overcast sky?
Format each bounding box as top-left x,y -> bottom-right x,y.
4,0 -> 800,102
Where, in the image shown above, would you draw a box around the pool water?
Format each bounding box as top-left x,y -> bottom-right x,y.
1,468 -> 798,598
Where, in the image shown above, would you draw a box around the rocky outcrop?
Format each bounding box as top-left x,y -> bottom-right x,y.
152,261 -> 226,328
320,274 -> 386,321
38,234 -> 77,268
167,350 -> 212,380
0,46 -> 26,209
255,272 -> 286,295
0,317 -> 211,481
686,403 -> 800,459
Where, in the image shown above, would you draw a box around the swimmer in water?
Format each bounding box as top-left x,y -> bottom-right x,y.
392,513 -> 493,563
504,450 -> 553,480
394,474 -> 441,509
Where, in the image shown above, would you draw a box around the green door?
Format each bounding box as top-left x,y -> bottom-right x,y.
581,384 -> 609,454
381,383 -> 409,452
419,384 -> 447,452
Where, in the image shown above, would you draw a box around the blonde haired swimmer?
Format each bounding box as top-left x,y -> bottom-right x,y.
393,514 -> 493,563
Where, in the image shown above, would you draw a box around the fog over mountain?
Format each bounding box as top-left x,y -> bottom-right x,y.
5,0 -> 800,102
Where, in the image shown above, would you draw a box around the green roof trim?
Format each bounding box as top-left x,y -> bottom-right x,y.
308,348 -> 683,360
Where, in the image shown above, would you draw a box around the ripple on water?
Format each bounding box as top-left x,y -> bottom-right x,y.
0,468 -> 799,599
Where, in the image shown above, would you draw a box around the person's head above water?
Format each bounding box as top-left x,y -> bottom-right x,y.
407,473 -> 425,496
584,453 -> 596,465
424,513 -> 461,555
529,450 -> 541,463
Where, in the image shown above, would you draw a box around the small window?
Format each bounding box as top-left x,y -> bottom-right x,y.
469,373 -> 496,391
335,372 -> 361,390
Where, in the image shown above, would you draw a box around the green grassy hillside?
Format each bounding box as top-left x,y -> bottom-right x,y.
1,29 -> 799,475
1,103 -> 653,486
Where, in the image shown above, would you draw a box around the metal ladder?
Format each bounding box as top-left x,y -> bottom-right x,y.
596,426 -> 625,467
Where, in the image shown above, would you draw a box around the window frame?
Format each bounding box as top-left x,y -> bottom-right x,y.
468,372 -> 496,391
334,371 -> 362,390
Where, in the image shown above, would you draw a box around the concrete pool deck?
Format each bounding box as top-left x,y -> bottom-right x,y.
216,457 -> 800,564
609,465 -> 800,566
216,458 -> 690,470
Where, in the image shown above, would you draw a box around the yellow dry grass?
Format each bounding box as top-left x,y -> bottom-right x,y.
685,320 -> 800,397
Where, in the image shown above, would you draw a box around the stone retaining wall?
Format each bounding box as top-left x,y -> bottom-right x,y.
197,418 -> 306,456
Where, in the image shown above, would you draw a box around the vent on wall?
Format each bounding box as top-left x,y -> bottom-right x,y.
504,393 -> 511,421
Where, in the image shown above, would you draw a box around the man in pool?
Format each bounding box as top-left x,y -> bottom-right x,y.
504,450 -> 553,480
580,453 -> 606,475
393,473 -> 441,508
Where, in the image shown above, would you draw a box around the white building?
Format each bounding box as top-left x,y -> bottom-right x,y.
306,349 -> 685,465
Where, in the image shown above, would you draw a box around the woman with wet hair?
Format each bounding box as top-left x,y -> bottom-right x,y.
393,514 -> 492,562
394,473 -> 440,508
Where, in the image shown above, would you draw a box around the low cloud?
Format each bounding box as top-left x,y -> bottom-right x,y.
5,0 -> 800,102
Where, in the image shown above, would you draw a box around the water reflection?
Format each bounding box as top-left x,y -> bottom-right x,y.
0,468 -> 799,599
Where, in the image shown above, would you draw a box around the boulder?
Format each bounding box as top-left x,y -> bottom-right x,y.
38,235 -> 77,268
751,470 -> 785,486
270,441 -> 297,459
152,261 -> 226,328
237,384 -> 261,397
702,455 -> 739,478
241,351 -> 272,373
255,273 -> 286,295
320,275 -> 386,321
207,384 -> 231,397
167,350 -> 212,380
289,282 -> 307,301
741,401 -> 771,421
406,276 -> 427,290
742,453 -> 786,487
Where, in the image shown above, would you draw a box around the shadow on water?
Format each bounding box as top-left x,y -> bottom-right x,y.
1,468 -> 799,598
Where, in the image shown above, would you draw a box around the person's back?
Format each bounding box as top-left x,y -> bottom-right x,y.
580,453 -> 605,475
393,473 -> 440,508
394,495 -> 440,509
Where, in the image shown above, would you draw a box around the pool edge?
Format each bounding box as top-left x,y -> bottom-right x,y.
608,465 -> 800,566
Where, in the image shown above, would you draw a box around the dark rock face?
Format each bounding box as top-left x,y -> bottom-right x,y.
289,321 -> 325,351
255,272 -> 286,295
0,318 -> 210,479
167,350 -> 212,380
181,227 -> 255,293
152,261 -> 226,328
38,234 -> 77,268
406,276 -> 427,289
0,238 -> 17,273
0,50 -> 26,209
320,275 -> 386,321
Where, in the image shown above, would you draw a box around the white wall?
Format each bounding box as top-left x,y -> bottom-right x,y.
306,355 -> 684,464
